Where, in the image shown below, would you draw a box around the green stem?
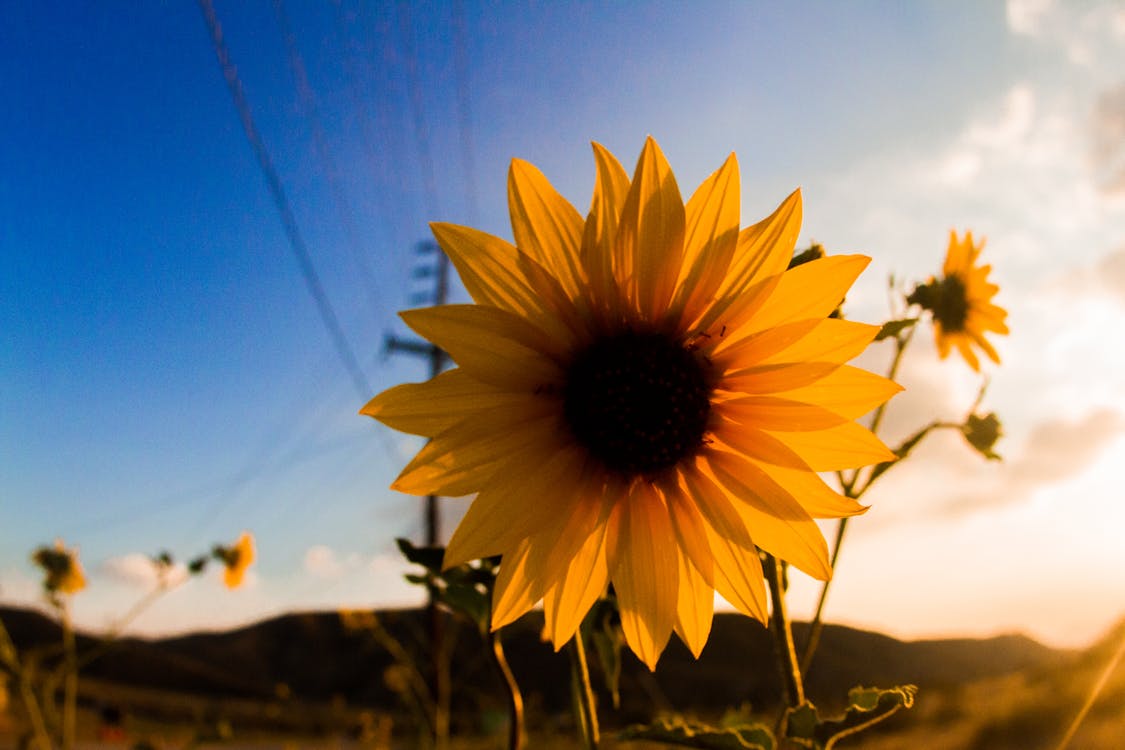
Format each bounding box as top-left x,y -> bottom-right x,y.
568,632 -> 600,749
764,553 -> 804,714
61,602 -> 76,750
488,629 -> 525,750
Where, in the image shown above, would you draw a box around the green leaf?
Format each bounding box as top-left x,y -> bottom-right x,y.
395,537 -> 445,573
784,685 -> 918,750
874,318 -> 919,342
619,716 -> 774,749
961,413 -> 1002,461
440,582 -> 490,633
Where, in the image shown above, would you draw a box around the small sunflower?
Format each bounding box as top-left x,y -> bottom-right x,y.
364,138 -> 900,668
32,540 -> 86,595
215,532 -> 255,589
909,230 -> 1009,371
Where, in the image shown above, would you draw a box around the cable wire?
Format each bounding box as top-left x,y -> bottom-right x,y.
198,0 -> 371,400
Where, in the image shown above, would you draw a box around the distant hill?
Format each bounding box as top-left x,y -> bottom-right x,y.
0,604 -> 1068,730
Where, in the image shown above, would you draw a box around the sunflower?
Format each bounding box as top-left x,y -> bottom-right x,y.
217,532 -> 255,589
363,138 -> 900,669
910,230 -> 1009,371
32,540 -> 87,595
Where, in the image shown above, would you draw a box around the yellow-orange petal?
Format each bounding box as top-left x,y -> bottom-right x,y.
444,445 -> 587,568
770,365 -> 903,420
670,153 -> 740,325
764,421 -> 896,472
393,408 -> 560,497
361,369 -> 524,437
615,136 -> 686,319
400,305 -> 564,389
734,255 -> 870,336
508,159 -> 586,298
672,546 -> 714,658
612,482 -> 678,670
582,142 -> 630,310
694,189 -> 801,332
706,451 -> 830,580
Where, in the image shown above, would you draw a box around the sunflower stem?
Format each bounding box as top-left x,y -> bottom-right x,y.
488,628 -> 525,750
568,631 -> 600,749
765,553 -> 804,717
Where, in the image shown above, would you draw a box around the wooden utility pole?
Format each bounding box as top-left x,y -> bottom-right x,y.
384,239 -> 451,746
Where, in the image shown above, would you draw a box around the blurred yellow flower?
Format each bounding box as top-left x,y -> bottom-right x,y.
363,137 -> 899,669
218,532 -> 255,589
913,230 -> 1009,371
31,540 -> 86,595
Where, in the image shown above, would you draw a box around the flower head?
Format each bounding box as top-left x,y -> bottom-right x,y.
215,532 -> 255,589
32,540 -> 86,595
910,230 -> 1009,371
363,138 -> 900,668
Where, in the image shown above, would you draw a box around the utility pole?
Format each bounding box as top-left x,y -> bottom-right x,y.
384,239 -> 451,747
385,240 -> 450,545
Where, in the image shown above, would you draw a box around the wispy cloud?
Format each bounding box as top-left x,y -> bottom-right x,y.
936,407 -> 1125,518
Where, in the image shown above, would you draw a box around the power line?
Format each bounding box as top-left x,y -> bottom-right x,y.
272,0 -> 383,324
450,0 -> 479,225
198,0 -> 371,400
394,0 -> 441,219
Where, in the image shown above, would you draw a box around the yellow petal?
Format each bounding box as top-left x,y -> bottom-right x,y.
508,159 -> 586,298
670,153 -> 740,325
392,409 -> 560,497
757,319 -> 881,367
739,255 -> 870,335
694,189 -> 802,332
718,395 -> 849,431
707,451 -> 831,580
721,362 -> 841,395
444,444 -> 586,568
582,143 -> 630,311
612,482 -> 678,670
758,463 -> 868,519
491,539 -> 541,630
764,422 -> 896,471
699,509 -> 768,623
672,545 -> 714,658
662,476 -> 715,586
770,365 -> 903,420
614,136 -> 685,319
542,512 -> 612,648
712,319 -> 820,365
679,463 -> 755,549
361,368 -> 525,437
710,419 -> 816,471
400,305 -> 564,389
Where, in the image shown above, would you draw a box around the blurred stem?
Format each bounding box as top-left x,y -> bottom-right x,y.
568,632 -> 600,749
0,618 -> 52,750
764,553 -> 804,719
61,601 -> 76,750
802,325 -> 915,678
488,629 -> 524,750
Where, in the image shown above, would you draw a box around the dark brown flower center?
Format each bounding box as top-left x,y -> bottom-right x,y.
933,274 -> 969,332
563,330 -> 712,476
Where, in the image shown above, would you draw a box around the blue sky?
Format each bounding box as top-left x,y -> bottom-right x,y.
3,1 -> 1125,649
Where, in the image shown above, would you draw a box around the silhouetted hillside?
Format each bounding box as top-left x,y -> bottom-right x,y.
0,604 -> 1068,727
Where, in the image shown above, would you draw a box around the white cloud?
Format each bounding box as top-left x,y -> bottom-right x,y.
1006,0 -> 1125,67
100,553 -> 189,589
303,544 -> 345,579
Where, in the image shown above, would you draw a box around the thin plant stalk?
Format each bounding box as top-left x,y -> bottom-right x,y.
488,629 -> 524,750
0,618 -> 52,750
568,632 -> 600,749
61,602 -> 77,750
764,552 -> 804,719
